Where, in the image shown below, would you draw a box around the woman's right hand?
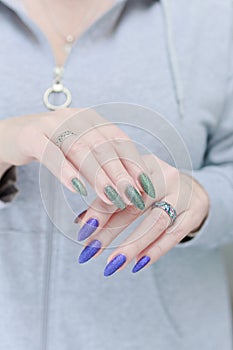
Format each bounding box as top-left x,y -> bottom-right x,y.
0,108 -> 155,210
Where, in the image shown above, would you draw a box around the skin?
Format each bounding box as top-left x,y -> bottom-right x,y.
0,108 -> 150,205
0,1 -> 149,206
1,1 -> 209,272
22,0 -> 116,66
78,154 -> 209,272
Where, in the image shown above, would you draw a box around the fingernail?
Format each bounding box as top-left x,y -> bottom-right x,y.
132,256 -> 151,273
104,254 -> 127,276
78,218 -> 99,241
71,178 -> 88,196
125,185 -> 145,210
104,186 -> 126,210
74,209 -> 87,224
78,240 -> 102,264
139,173 -> 156,199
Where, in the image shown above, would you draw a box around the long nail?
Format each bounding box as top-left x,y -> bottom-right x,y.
78,218 -> 99,241
132,256 -> 151,273
104,186 -> 126,210
125,185 -> 145,210
72,178 -> 87,196
139,173 -> 156,199
104,254 -> 127,276
78,240 -> 102,264
74,209 -> 87,224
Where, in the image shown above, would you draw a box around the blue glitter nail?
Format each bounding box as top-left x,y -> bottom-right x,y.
78,240 -> 102,264
78,218 -> 99,241
132,256 -> 151,273
104,254 -> 127,276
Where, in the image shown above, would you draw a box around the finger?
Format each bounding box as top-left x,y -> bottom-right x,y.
102,201 -> 173,276
77,194 -> 155,262
131,210 -> 198,273
49,115 -> 146,209
58,133 -> 126,208
33,135 -> 87,195
82,131 -> 145,208
102,194 -> 186,276
75,197 -> 117,241
77,204 -> 143,263
99,124 -> 156,199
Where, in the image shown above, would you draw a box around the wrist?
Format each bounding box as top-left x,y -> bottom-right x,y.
179,172 -> 210,241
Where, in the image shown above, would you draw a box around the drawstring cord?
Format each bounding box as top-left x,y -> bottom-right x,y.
161,0 -> 185,119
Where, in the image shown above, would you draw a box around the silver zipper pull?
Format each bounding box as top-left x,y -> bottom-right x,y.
43,66 -> 72,110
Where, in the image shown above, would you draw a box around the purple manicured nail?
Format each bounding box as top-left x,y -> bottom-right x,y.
74,209 -> 87,224
78,218 -> 99,241
78,240 -> 102,264
104,254 -> 127,277
132,256 -> 151,273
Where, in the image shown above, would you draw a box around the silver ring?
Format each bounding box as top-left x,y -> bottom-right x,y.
55,130 -> 77,148
151,201 -> 177,226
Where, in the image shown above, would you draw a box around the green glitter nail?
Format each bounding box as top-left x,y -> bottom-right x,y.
104,186 -> 126,210
139,173 -> 156,199
71,178 -> 88,196
125,185 -> 145,211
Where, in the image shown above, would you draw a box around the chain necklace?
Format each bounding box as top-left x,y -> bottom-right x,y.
40,0 -> 103,110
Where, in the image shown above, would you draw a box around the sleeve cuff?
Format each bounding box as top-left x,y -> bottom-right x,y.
176,167 -> 233,249
0,166 -> 18,206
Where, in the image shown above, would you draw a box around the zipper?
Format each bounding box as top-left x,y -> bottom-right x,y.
5,0 -> 126,111
0,1 -> 127,349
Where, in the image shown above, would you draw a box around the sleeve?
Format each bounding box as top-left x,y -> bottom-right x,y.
0,166 -> 18,209
177,67 -> 233,249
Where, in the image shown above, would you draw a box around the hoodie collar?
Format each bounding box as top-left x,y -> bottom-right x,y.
0,0 -> 183,120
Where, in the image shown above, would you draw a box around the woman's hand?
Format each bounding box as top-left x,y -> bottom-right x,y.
77,154 -> 209,275
0,108 -> 155,210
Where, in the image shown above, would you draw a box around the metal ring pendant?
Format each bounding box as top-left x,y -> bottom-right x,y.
43,82 -> 72,111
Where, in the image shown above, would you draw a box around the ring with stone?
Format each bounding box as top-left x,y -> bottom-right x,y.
151,201 -> 177,226
55,130 -> 77,148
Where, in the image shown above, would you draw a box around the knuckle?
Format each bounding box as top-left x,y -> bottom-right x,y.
167,167 -> 179,184
154,244 -> 163,256
92,138 -> 107,148
92,200 -> 115,215
92,139 -> 108,156
124,204 -> 141,217
58,107 -> 76,116
55,108 -> 81,123
111,136 -> 131,148
39,115 -> 52,125
68,141 -> 89,157
40,117 -> 57,133
104,228 -> 116,239
176,230 -> 185,242
157,213 -> 169,229
171,229 -> 184,244
129,239 -> 142,253
164,168 -> 179,194
110,169 -> 128,184
152,210 -> 169,230
60,164 -> 72,178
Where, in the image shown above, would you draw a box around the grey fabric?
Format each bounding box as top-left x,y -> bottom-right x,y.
0,0 -> 233,349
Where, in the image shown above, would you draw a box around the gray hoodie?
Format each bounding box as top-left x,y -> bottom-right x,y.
0,0 -> 233,349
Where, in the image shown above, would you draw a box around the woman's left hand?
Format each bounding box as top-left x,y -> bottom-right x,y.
76,154 -> 209,276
